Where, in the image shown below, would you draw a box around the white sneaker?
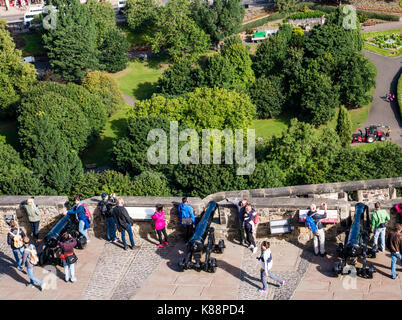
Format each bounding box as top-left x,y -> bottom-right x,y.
253,247 -> 258,254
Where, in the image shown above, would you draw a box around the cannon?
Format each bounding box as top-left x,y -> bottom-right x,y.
334,203 -> 376,278
39,214 -> 87,266
178,201 -> 225,273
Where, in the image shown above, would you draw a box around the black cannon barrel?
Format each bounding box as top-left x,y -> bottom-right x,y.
44,214 -> 74,248
189,201 -> 217,252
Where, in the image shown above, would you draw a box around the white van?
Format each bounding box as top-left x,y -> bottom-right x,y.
24,6 -> 44,24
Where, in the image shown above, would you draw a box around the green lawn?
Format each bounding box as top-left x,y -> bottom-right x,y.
363,28 -> 402,57
80,104 -> 132,167
22,33 -> 45,55
113,59 -> 166,100
251,114 -> 291,140
0,120 -> 18,150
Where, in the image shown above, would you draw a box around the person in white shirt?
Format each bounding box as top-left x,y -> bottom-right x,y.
258,241 -> 285,292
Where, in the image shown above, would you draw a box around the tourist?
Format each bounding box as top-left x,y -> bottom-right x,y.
385,93 -> 389,101
58,232 -> 77,283
178,197 -> 195,242
152,204 -> 168,248
64,196 -> 91,242
258,241 -> 285,292
226,198 -> 247,246
21,237 -> 42,290
99,193 -> 118,243
307,203 -> 327,257
7,220 -> 25,271
371,202 -> 390,252
22,198 -> 41,241
386,224 -> 402,280
243,204 -> 257,254
112,198 -> 140,250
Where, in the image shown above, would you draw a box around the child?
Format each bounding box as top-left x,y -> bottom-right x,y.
152,205 -> 168,248
258,241 -> 285,292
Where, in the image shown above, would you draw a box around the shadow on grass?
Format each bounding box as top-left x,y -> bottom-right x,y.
132,81 -> 158,100
145,52 -> 170,70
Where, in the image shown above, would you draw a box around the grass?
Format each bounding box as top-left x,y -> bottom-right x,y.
22,33 -> 45,55
362,28 -> 402,57
119,25 -> 152,45
113,59 -> 166,100
80,104 -> 133,167
251,114 -> 292,140
0,120 -> 18,150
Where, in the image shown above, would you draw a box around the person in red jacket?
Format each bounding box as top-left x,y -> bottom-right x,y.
58,232 -> 77,283
152,205 -> 168,248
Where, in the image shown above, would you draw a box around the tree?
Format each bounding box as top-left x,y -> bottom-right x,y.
0,19 -> 36,118
249,75 -> 285,118
0,138 -> 44,195
335,105 -> 353,147
98,170 -> 136,195
98,28 -> 130,73
151,0 -> 211,60
156,58 -> 203,96
43,0 -> 98,82
24,117 -> 83,195
275,0 -> 297,13
126,0 -> 159,32
82,71 -> 124,116
290,26 -> 305,48
201,53 -> 235,89
86,0 -> 116,46
336,54 -> 376,109
132,170 -> 171,196
71,171 -> 102,201
191,0 -> 245,44
247,161 -> 285,189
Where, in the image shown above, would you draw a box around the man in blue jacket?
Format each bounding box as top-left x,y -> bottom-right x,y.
64,195 -> 90,242
178,197 -> 195,242
226,198 -> 248,246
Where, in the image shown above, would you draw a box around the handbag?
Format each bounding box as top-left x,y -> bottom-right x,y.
181,217 -> 193,225
65,252 -> 78,265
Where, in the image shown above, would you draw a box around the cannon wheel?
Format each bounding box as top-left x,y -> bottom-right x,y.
209,258 -> 217,273
218,240 -> 225,254
178,258 -> 185,272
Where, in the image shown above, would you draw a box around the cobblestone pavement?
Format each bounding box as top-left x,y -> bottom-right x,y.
237,241 -> 312,300
0,242 -> 15,282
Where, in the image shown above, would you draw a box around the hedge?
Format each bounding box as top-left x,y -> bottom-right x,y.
239,12 -> 287,32
398,73 -> 402,119
289,10 -> 326,20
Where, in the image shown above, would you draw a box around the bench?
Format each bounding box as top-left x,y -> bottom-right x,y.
125,207 -> 154,221
269,219 -> 294,234
298,209 -> 338,224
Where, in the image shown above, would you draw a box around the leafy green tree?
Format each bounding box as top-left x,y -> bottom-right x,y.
275,0 -> 297,13
290,26 -> 305,48
276,23 -> 294,43
201,53 -> 236,89
365,143 -> 402,179
98,170 -> 136,195
126,0 -> 159,32
191,0 -> 245,44
86,0 -> 116,46
335,105 -> 353,147
156,58 -> 203,96
43,0 -> 98,82
98,28 -> 130,73
24,117 -> 83,195
82,71 -> 124,116
151,0 -> 211,60
0,19 -> 36,118
132,170 -> 171,196
0,138 -> 44,195
249,75 -> 285,118
247,161 -> 285,189
70,171 -> 102,200
335,54 -> 376,109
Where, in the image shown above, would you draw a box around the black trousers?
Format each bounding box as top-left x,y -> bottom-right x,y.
184,224 -> 194,242
157,228 -> 168,244
245,227 -> 255,247
30,221 -> 40,239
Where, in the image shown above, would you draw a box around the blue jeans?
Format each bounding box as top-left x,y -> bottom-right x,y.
391,252 -> 402,279
105,216 -> 117,241
27,267 -> 42,287
78,220 -> 89,240
373,227 -> 386,251
121,226 -> 135,247
260,269 -> 282,290
62,260 -> 76,282
30,221 -> 40,239
12,247 -> 24,268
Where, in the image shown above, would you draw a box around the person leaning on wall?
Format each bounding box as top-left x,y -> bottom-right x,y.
22,198 -> 41,242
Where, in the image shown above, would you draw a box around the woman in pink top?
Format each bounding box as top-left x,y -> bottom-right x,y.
152,205 -> 168,248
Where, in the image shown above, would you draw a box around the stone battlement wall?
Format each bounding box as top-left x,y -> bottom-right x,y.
0,178 -> 401,244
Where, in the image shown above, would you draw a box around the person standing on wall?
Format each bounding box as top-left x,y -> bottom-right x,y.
22,198 -> 41,242
178,197 -> 195,242
371,202 -> 390,253
226,198 -> 248,246
306,203 -> 327,257
7,220 -> 26,271
112,198 -> 140,251
386,224 -> 402,280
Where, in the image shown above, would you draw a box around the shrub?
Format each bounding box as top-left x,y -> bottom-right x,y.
398,72 -> 402,118
288,10 -> 325,20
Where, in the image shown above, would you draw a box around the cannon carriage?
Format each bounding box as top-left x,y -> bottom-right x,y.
178,201 -> 225,273
39,214 -> 87,266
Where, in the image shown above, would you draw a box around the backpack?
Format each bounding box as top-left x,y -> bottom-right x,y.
305,213 -> 318,232
252,213 -> 259,225
9,228 -> 23,249
26,245 -> 39,265
79,204 -> 92,219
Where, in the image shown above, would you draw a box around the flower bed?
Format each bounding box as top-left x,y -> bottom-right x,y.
366,33 -> 402,50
